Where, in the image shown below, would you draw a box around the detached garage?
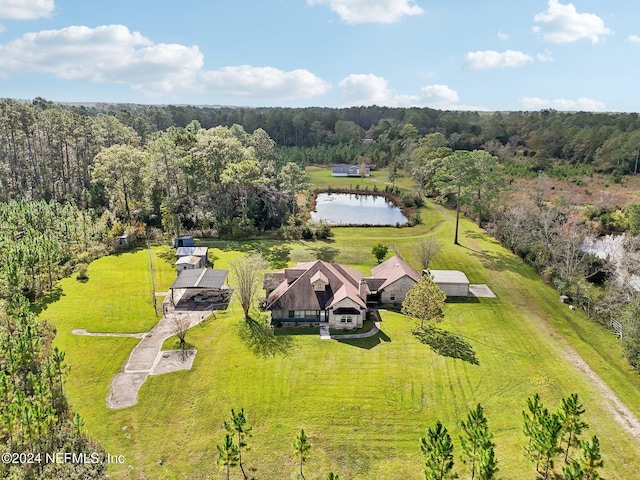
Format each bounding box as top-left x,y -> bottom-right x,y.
425,270 -> 470,297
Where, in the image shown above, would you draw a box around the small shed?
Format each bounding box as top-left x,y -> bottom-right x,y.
425,270 -> 470,297
175,255 -> 202,273
114,233 -> 129,250
172,236 -> 195,248
169,268 -> 229,305
175,246 -> 209,267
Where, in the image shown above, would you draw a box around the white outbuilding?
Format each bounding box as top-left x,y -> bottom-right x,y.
424,270 -> 470,297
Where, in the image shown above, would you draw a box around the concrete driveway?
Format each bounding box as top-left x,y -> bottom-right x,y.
106,304 -> 213,409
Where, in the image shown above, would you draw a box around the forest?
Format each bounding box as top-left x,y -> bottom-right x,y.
3,98 -> 640,210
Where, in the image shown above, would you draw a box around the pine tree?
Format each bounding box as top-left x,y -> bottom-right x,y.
216,434 -> 239,480
420,421 -> 458,480
224,408 -> 252,480
459,404 -> 498,480
522,393 -> 543,470
579,435 -> 604,480
558,393 -> 589,463
293,429 -> 311,479
536,409 -> 563,479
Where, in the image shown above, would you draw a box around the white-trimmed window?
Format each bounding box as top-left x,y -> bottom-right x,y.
389,291 -> 396,301
340,316 -> 353,323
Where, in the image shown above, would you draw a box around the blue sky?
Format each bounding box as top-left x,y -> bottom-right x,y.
0,0 -> 638,111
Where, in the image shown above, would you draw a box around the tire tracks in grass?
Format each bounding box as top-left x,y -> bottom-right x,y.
433,202 -> 640,442
510,276 -> 640,442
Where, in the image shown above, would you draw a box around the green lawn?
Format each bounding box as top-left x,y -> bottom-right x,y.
307,165 -> 417,192
41,205 -> 640,479
40,246 -> 177,334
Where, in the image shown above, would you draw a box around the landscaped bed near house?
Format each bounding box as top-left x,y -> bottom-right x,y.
41,200 -> 640,480
329,318 -> 376,336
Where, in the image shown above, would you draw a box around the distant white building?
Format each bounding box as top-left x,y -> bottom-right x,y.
331,163 -> 371,177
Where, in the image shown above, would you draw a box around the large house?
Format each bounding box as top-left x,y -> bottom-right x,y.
264,256 -> 421,329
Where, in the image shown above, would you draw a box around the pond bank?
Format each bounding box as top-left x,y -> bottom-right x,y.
309,188 -> 416,227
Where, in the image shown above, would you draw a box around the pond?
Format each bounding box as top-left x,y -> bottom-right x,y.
310,193 -> 408,226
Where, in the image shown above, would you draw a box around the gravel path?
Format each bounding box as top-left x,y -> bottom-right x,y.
533,308 -> 640,441
563,346 -> 640,439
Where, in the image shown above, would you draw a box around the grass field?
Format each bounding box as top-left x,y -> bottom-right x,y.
39,171 -> 640,479
306,165 -> 416,192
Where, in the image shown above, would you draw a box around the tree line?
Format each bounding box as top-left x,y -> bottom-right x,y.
2,98 -> 640,215
0,201 -> 110,479
215,393 -> 602,480
0,200 -> 105,301
0,295 -> 106,479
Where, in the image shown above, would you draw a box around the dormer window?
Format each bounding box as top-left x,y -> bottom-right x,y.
310,270 -> 328,291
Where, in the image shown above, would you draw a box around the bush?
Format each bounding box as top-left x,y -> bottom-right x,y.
76,263 -> 89,282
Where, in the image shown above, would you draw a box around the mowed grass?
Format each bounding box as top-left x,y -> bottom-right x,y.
307,165 -> 416,191
43,203 -> 640,479
40,246 -> 177,333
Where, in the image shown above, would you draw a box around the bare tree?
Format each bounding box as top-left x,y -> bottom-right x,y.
229,253 -> 268,319
172,314 -> 191,359
172,315 -> 190,344
416,237 -> 443,271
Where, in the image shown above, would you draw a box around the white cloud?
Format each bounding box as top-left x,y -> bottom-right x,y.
418,85 -> 460,108
307,0 -> 423,24
0,24 -> 331,100
201,65 -> 330,99
338,73 -> 486,110
0,0 -> 54,20
520,96 -> 606,111
498,30 -> 509,41
532,0 -> 612,44
0,25 -> 201,95
627,35 -> 640,44
536,50 -> 554,62
465,50 -> 533,70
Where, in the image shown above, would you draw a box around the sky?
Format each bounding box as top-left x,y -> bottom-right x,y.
0,0 -> 638,112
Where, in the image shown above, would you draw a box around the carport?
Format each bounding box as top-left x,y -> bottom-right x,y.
168,268 -> 230,306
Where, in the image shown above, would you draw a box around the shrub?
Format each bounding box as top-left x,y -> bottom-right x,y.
76,263 -> 89,282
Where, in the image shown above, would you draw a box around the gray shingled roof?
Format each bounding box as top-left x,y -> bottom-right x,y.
170,268 -> 228,290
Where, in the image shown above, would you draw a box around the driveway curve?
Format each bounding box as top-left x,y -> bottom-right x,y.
105,305 -> 213,409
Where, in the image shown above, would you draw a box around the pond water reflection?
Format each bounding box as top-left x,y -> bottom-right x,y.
310,193 -> 408,226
